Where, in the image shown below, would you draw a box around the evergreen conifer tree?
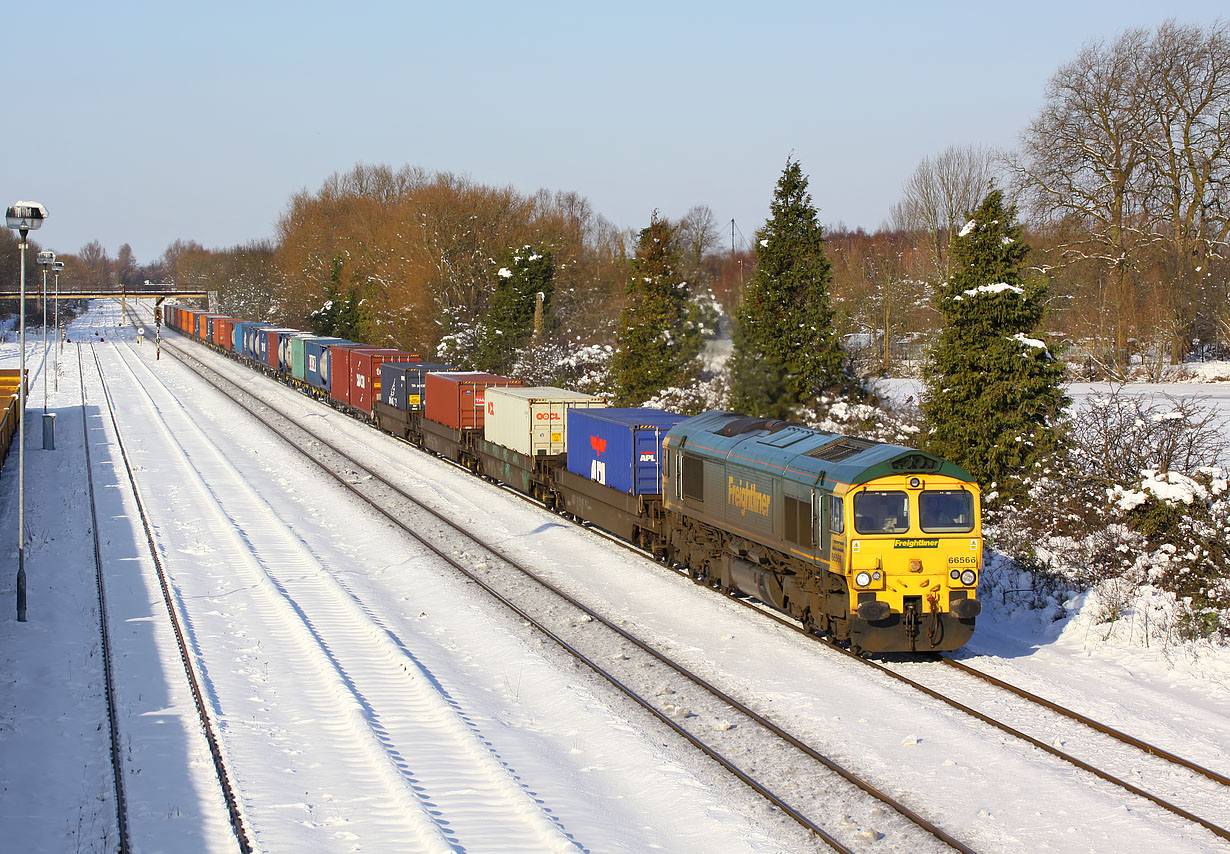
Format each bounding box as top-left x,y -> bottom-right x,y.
308,255 -> 368,340
729,159 -> 845,419
922,189 -> 1068,505
611,213 -> 703,406
477,245 -> 554,374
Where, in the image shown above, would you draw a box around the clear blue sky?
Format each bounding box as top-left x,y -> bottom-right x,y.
4,1 -> 1226,264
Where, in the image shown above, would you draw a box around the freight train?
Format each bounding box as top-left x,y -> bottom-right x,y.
160,305 -> 983,653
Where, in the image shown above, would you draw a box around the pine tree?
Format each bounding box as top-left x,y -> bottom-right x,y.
922,189 -> 1068,505
309,254 -> 367,340
729,158 -> 845,419
610,213 -> 703,406
477,245 -> 555,374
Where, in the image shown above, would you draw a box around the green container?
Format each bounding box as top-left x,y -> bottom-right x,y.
291,335 -> 312,381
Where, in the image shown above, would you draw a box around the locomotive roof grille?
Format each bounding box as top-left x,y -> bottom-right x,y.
804,435 -> 879,462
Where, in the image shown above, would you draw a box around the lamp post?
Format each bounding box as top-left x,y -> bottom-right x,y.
36,251 -> 54,413
53,261 -> 63,390
6,200 -> 48,622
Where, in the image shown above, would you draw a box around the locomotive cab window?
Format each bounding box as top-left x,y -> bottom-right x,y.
854,490 -> 909,534
829,495 -> 844,534
920,489 -> 974,533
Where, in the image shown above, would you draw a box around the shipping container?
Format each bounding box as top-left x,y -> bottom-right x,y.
214,317 -> 237,350
565,408 -> 685,495
483,386 -> 607,457
277,331 -> 307,373
330,346 -> 377,407
345,348 -> 420,414
324,343 -> 367,404
290,335 -> 314,381
379,361 -> 456,411
256,328 -> 297,368
234,322 -> 270,358
424,372 -> 522,431
195,313 -> 215,339
302,337 -> 353,390
201,313 -> 222,340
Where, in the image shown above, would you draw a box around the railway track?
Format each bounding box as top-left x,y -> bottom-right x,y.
389,362 -> 1230,846
128,306 -> 1230,850
648,535 -> 1230,845
104,337 -> 587,851
83,343 -> 253,853
151,330 -> 975,853
638,487 -> 1230,844
78,345 -> 130,852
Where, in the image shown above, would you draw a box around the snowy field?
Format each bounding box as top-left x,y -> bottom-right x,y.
1,301 -> 1228,853
875,374 -> 1230,452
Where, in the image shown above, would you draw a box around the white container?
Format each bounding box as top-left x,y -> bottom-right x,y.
483,386 -> 607,457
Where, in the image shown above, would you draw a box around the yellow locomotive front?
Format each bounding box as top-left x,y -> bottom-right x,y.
834,473 -> 983,653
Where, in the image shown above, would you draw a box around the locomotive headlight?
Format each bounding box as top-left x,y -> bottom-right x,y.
960,570 -> 977,586
872,571 -> 882,581
950,569 -> 960,580
855,571 -> 872,588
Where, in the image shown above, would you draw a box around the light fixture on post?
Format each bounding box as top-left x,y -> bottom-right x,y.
5,200 -> 48,622
53,261 -> 64,390
35,251 -> 54,414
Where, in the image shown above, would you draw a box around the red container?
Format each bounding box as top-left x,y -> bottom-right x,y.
424,372 -> 522,431
263,328 -> 284,369
326,343 -> 367,406
349,349 -> 421,415
214,318 -> 236,350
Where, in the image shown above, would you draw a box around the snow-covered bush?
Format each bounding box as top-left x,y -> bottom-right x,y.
434,306 -> 483,367
994,389 -> 1230,642
511,340 -> 614,391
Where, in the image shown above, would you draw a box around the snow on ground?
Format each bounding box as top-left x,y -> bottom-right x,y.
1,302 -> 1228,853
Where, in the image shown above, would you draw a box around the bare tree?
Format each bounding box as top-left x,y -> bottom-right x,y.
1137,21 -> 1230,356
77,240 -> 114,287
1017,22 -> 1230,364
892,144 -> 999,275
115,243 -> 138,286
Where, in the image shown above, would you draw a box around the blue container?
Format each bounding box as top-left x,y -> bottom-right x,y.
234,322 -> 270,359
303,337 -> 353,391
566,408 -> 685,495
257,328 -> 296,366
245,323 -> 271,359
379,361 -> 456,411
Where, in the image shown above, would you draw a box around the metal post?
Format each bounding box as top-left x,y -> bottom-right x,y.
41,266 -> 48,413
53,270 -> 59,391
17,236 -> 27,622
7,201 -> 46,623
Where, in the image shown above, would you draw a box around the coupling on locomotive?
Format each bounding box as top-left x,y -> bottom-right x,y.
161,305 -> 983,654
